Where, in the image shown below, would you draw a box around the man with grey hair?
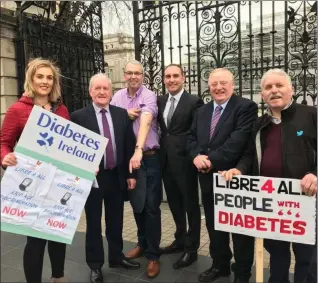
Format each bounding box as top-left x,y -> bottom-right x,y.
111,60 -> 162,278
220,68 -> 317,283
187,68 -> 258,283
71,73 -> 140,283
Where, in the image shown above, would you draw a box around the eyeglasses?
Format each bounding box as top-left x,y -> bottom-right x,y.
124,71 -> 143,77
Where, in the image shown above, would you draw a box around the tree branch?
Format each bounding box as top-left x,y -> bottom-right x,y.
112,1 -> 124,27
123,1 -> 132,12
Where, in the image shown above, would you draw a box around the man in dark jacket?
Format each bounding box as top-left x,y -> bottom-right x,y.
71,74 -> 140,283
187,68 -> 258,283
221,69 -> 317,283
158,64 -> 203,269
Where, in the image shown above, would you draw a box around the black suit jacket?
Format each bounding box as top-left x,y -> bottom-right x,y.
157,91 -> 204,171
71,104 -> 136,191
187,95 -> 258,193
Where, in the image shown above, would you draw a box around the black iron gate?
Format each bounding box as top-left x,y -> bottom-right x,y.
133,1 -> 317,111
15,1 -> 105,113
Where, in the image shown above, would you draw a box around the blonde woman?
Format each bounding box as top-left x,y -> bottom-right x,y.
1,58 -> 70,283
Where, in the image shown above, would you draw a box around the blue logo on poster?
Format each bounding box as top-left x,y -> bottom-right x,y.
37,132 -> 54,151
36,113 -> 98,162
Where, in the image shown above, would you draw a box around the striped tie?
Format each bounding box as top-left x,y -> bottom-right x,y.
100,109 -> 116,169
209,105 -> 222,138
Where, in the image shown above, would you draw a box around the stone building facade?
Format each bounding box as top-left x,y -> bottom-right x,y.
103,33 -> 135,92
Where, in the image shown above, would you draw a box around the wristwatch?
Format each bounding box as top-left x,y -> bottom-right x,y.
135,145 -> 143,151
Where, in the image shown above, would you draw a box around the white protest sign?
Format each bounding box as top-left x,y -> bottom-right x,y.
1,107 -> 108,244
1,153 -> 57,226
213,174 -> 316,245
32,169 -> 92,240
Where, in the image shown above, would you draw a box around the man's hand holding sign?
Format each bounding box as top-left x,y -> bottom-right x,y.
220,169 -> 318,196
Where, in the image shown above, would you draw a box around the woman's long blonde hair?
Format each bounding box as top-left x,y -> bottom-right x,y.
24,58 -> 61,102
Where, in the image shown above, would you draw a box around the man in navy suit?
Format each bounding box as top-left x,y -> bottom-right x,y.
187,68 -> 258,283
71,73 -> 140,283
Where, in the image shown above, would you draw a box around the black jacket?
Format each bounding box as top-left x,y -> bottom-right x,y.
237,102 -> 317,179
187,95 -> 258,193
71,104 -> 136,190
157,91 -> 204,171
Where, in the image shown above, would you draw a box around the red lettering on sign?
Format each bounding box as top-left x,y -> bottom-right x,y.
280,219 -> 292,234
47,219 -> 67,229
267,218 -> 280,232
261,180 -> 275,194
218,211 -> 228,224
217,211 -> 306,236
2,206 -> 27,217
245,215 -> 255,229
293,221 -> 306,235
256,217 -> 267,231
278,201 -> 300,208
233,214 -> 244,227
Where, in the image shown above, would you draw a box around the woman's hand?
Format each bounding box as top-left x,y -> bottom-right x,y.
1,152 -> 17,167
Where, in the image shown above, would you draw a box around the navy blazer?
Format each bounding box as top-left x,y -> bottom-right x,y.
187,95 -> 258,193
71,104 -> 136,191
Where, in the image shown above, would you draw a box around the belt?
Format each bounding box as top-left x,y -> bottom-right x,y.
143,149 -> 157,156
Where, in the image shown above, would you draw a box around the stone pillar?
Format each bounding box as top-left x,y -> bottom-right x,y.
1,7 -> 18,127
1,8 -> 18,176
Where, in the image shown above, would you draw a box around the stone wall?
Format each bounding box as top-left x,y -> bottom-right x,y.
0,8 -> 18,176
0,7 -> 18,126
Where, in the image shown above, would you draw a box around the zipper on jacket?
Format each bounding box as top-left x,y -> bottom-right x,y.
255,122 -> 270,174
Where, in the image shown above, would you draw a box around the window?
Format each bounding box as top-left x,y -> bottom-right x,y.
105,62 -> 109,76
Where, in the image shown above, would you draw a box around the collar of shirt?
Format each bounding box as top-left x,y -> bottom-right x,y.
125,85 -> 144,98
213,98 -> 229,112
92,103 -> 110,114
266,100 -> 293,124
168,88 -> 184,103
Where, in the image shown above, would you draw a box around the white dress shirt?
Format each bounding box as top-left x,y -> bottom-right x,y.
92,103 -> 117,166
163,88 -> 184,126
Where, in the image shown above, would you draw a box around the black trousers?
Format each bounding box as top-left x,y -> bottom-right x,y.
265,239 -> 315,283
85,168 -> 125,269
23,236 -> 66,283
202,191 -> 254,280
162,159 -> 201,253
305,244 -> 317,283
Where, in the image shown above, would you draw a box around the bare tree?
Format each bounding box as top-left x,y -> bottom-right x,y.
102,1 -> 133,35
15,1 -> 134,35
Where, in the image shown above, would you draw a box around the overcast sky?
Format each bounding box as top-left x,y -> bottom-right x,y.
101,1 -> 310,36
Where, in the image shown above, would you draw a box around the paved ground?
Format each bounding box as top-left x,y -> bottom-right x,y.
1,202 -> 296,282
77,202 -> 296,271
1,231 -> 290,283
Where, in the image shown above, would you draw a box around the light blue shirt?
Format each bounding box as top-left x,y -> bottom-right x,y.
213,99 -> 229,115
92,103 -> 117,166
